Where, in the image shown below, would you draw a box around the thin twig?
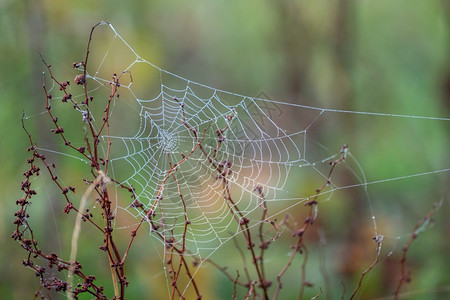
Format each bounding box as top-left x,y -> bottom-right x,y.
394,200 -> 441,299
68,171 -> 111,299
349,234 -> 384,299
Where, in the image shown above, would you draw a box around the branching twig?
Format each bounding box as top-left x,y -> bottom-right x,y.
349,234 -> 384,300
274,145 -> 348,299
394,200 -> 441,300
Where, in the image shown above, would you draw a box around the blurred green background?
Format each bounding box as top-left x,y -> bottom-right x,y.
1,0 -> 449,299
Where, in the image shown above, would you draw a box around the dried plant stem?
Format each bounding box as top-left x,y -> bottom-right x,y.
274,145 -> 348,299
349,234 -> 383,300
298,244 -> 309,299
311,288 -> 323,300
394,200 -> 441,300
68,171 -> 114,299
67,184 -> 93,299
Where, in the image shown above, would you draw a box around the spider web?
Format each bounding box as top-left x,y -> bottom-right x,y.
74,24 -> 311,253
83,21 -> 446,249
107,66 -> 313,254
76,21 -> 449,251
34,21 -> 449,297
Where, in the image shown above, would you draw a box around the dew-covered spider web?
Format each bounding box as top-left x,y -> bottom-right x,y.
34,21 -> 449,297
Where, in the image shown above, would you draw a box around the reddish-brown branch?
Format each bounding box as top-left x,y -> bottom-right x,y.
393,201 -> 440,300
39,56 -> 91,161
233,271 -> 240,300
274,145 -> 348,299
349,234 -> 383,300
20,24 -> 129,299
298,244 -> 310,299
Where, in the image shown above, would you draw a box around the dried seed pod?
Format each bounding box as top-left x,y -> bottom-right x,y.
74,74 -> 85,85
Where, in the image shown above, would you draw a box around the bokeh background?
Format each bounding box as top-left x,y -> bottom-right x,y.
1,0 -> 449,299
